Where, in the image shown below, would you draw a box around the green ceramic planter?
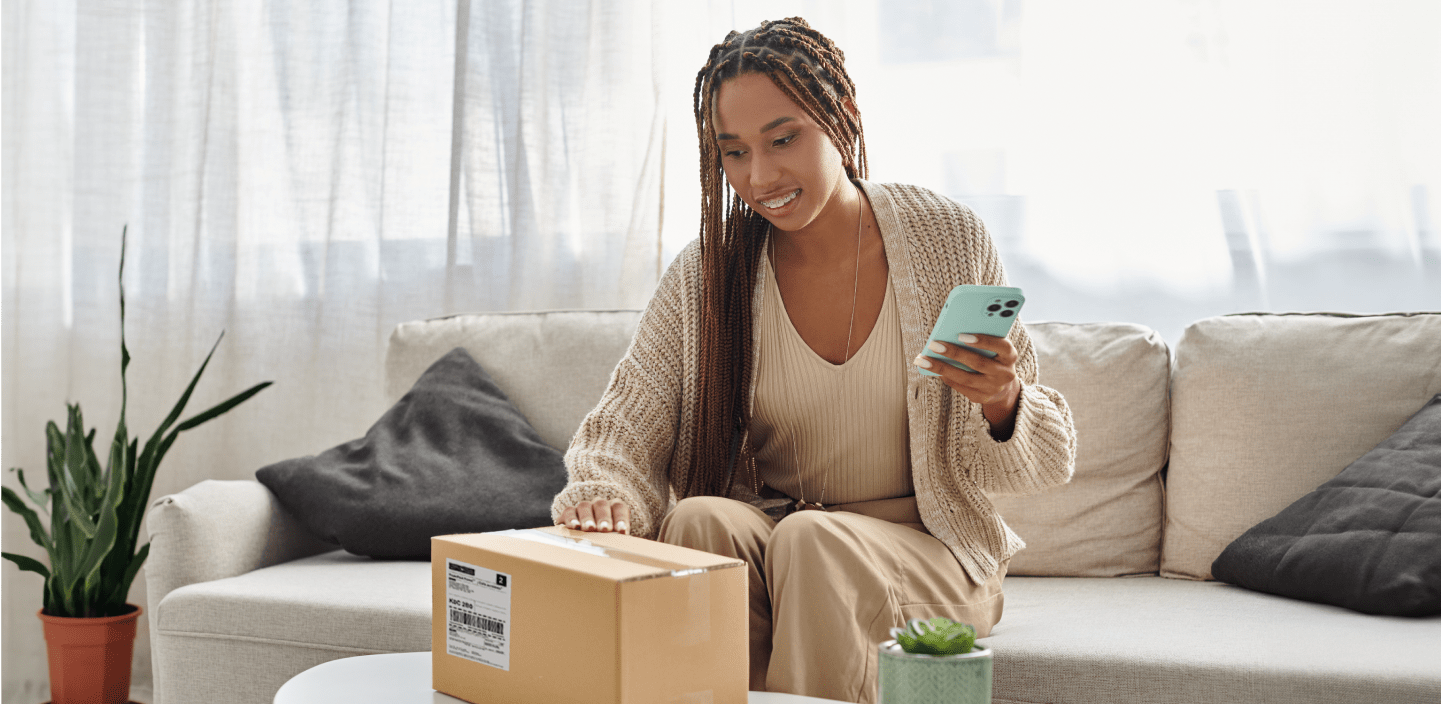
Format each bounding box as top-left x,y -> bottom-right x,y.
877,640 -> 992,704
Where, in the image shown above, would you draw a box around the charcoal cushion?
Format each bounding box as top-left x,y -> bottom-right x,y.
1211,393 -> 1441,616
257,347 -> 568,559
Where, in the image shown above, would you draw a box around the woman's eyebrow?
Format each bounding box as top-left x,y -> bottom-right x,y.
716,116 -> 796,141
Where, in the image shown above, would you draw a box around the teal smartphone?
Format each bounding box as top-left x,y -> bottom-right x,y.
919,285 -> 1026,376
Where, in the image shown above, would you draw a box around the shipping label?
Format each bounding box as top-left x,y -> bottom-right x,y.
445,558 -> 512,670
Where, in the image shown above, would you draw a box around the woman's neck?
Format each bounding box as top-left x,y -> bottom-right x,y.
771,179 -> 871,268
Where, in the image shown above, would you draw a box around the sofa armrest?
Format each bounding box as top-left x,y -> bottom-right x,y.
144,479 -> 334,620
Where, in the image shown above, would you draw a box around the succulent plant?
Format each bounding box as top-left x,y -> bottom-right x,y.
890,617 -> 977,656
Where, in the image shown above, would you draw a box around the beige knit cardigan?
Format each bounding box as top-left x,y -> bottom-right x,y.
551,179 -> 1077,583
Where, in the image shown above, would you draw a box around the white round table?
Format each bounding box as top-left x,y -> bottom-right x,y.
274,652 -> 847,703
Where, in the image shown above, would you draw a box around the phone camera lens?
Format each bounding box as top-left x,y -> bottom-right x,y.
987,304 -> 1002,312
1005,300 -> 1019,308
1000,310 -> 1014,317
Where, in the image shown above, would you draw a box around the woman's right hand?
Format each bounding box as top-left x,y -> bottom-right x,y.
557,497 -> 631,535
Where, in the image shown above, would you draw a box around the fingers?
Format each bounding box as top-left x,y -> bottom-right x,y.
592,500 -> 614,532
557,498 -> 630,534
576,502 -> 597,531
613,502 -> 630,535
914,335 -> 1018,406
558,505 -> 579,529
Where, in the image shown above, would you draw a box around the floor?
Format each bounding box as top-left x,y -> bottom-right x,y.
2,681 -> 153,704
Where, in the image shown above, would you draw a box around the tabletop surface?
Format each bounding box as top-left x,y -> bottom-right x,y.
273,651 -> 848,704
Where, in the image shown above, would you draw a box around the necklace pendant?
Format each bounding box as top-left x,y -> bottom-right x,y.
795,500 -> 826,512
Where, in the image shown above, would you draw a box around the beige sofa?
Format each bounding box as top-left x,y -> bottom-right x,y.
144,310 -> 1441,704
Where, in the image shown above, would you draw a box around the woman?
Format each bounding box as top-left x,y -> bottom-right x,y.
553,17 -> 1076,703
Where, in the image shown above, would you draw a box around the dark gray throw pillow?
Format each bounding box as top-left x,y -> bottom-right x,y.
1211,393 -> 1441,616
256,347 -> 568,559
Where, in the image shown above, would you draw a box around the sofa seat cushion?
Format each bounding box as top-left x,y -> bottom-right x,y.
984,576 -> 1441,704
155,550 -> 431,652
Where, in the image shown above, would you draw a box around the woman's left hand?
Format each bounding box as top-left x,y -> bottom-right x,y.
913,334 -> 1020,436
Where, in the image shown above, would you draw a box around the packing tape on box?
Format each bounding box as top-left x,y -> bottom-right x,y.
682,563 -> 711,645
487,529 -> 611,558
487,529 -> 705,577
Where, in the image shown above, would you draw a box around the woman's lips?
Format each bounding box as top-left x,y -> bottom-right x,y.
760,188 -> 801,213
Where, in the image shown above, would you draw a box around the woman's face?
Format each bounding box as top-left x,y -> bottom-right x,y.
712,72 -> 851,233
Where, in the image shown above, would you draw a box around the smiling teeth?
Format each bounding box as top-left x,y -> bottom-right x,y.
762,190 -> 800,209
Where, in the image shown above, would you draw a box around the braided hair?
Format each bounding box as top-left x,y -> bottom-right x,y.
684,17 -> 869,499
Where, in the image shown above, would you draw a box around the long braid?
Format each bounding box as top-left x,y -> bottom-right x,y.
684,17 -> 868,499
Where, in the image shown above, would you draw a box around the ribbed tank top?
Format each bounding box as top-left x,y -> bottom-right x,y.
750,250 -> 914,506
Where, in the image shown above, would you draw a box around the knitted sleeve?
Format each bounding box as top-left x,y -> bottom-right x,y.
955,208 -> 1078,496
550,242 -> 695,539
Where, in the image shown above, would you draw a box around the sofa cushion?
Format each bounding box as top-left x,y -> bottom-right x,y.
151,550 -> 431,704
990,322 -> 1169,576
387,310 -> 643,452
256,347 -> 567,558
155,549 -> 431,652
1211,393 -> 1441,616
983,576 -> 1441,704
1162,312 -> 1441,580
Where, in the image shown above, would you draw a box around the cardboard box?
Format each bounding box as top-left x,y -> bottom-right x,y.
432,525 -> 748,704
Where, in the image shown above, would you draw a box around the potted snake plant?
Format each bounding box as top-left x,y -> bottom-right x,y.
2,228 -> 272,704
878,617 -> 993,704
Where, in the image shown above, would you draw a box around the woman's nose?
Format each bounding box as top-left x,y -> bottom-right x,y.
749,152 -> 781,192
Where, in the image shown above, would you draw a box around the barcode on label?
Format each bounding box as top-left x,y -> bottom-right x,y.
451,609 -> 505,635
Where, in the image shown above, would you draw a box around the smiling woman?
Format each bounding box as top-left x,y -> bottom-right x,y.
550,17 -> 1078,704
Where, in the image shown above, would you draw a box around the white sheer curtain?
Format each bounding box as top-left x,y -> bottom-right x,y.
4,0 -> 1438,700
2,1 -> 670,699
661,0 -> 1440,343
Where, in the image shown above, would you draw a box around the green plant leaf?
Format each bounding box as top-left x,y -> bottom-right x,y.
129,332 -> 229,517
52,520 -> 81,617
1,487 -> 52,558
84,427 -> 106,506
119,225 -> 130,378
57,471 -> 98,540
3,552 -> 52,580
104,542 -> 148,611
115,437 -> 145,558
134,379 -> 272,548
896,617 -> 976,656
56,407 -> 100,539
48,492 -> 74,594
105,437 -> 144,587
146,332 -> 227,453
69,406 -> 97,490
62,440 -> 124,608
10,468 -> 50,515
174,380 -> 273,433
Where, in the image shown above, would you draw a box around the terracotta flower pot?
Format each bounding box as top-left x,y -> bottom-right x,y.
37,604 -> 143,704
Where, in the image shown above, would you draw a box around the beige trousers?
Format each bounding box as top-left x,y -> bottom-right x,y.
657,494 -> 1007,704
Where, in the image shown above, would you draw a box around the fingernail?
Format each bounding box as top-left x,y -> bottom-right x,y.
928,341 -> 946,353
568,519 -> 580,528
583,519 -> 595,530
616,520 -> 628,533
598,520 -> 611,531
957,334 -> 978,344
914,355 -> 933,369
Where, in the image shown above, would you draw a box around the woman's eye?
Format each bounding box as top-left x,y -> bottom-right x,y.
724,150 -> 744,159
774,134 -> 796,147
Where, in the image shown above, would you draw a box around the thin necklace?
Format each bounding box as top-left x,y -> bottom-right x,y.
790,182 -> 863,513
